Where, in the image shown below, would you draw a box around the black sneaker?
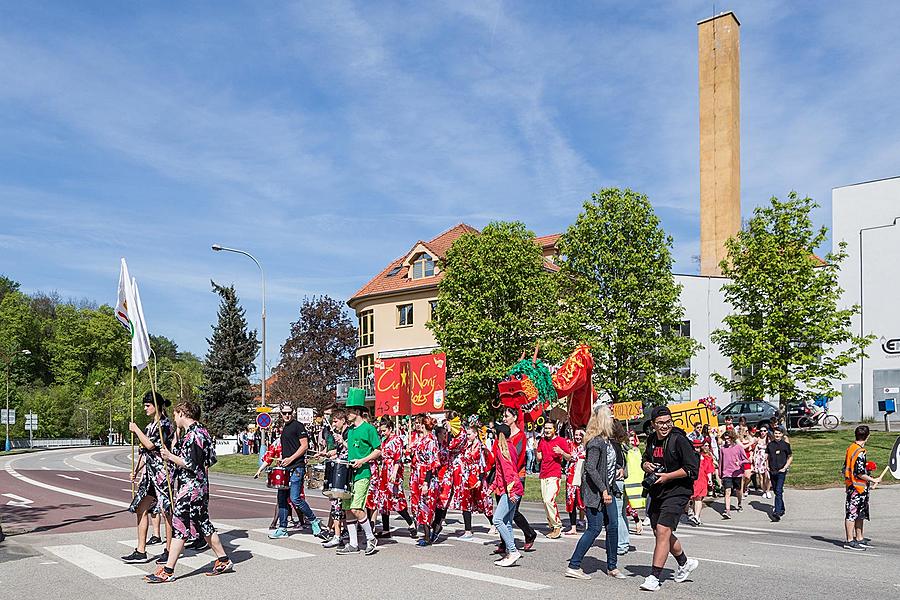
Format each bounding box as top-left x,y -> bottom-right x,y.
121,549 -> 148,563
155,550 -> 170,565
146,536 -> 163,546
843,541 -> 865,551
770,514 -> 781,522
408,525 -> 418,539
190,538 -> 210,552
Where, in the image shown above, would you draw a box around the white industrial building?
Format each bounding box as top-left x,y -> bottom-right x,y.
832,176 -> 900,422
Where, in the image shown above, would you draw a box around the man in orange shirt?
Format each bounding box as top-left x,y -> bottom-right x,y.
843,425 -> 882,551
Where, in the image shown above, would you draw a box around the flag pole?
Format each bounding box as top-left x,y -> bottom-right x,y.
130,366 -> 136,497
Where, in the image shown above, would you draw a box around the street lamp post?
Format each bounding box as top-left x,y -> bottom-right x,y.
858,217 -> 900,421
4,349 -> 30,452
211,244 -> 267,409
164,370 -> 185,401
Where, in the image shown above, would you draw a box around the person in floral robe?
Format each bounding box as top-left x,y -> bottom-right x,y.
369,418 -> 416,538
452,421 -> 495,538
409,415 -> 440,545
147,400 -> 232,583
564,429 -> 586,535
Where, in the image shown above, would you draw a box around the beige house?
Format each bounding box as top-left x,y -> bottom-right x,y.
347,223 -> 559,396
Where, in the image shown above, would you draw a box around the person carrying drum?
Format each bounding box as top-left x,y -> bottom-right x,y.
336,388 -> 382,556
254,435 -> 305,528
269,404 -> 326,540
318,409 -> 349,548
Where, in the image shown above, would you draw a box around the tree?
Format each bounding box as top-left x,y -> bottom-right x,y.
201,281 -> 259,437
0,275 -> 20,304
712,193 -> 870,413
555,188 -> 699,405
150,335 -> 179,362
272,296 -> 357,413
428,221 -> 557,417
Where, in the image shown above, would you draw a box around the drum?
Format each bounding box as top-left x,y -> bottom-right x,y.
322,459 -> 354,499
266,466 -> 290,490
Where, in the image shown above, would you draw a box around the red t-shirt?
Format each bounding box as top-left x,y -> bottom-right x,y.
537,436 -> 570,479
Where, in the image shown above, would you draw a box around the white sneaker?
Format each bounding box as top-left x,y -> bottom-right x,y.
641,516 -> 651,527
495,552 -> 522,567
640,575 -> 661,591
565,567 -> 591,580
458,531 -> 474,540
673,558 -> 699,583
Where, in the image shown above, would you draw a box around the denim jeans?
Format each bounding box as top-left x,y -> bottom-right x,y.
277,465 -> 317,528
525,449 -> 536,473
493,494 -> 517,551
613,481 -> 629,552
771,470 -> 786,516
568,503 -> 618,571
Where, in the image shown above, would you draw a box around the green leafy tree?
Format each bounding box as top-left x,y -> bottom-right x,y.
555,188 -> 699,405
428,221 -> 557,417
0,275 -> 19,303
712,193 -> 870,413
272,296 -> 357,413
201,281 -> 260,436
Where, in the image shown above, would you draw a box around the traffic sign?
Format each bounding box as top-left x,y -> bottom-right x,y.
255,406 -> 273,413
1,408 -> 15,425
25,412 -> 38,431
256,412 -> 272,430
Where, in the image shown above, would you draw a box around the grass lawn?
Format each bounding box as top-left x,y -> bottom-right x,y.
211,453 -> 260,476
782,429 -> 898,488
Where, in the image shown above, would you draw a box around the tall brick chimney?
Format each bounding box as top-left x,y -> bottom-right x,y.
698,12 -> 741,276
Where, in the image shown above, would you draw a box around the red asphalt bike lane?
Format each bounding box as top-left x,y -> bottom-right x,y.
1,458 -> 333,536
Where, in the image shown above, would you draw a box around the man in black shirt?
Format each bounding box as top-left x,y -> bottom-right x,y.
639,406 -> 700,592
766,428 -> 792,521
269,404 -> 326,539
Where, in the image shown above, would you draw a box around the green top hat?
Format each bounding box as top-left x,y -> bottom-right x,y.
346,387 -> 366,408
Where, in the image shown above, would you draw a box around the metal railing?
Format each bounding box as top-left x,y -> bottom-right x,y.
8,438 -> 97,449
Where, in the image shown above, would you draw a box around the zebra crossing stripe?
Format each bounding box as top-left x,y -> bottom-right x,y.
225,537 -> 314,560
116,541 -> 211,570
45,545 -> 145,579
413,563 -> 550,590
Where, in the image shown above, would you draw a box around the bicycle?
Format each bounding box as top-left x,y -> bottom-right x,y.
797,401 -> 840,430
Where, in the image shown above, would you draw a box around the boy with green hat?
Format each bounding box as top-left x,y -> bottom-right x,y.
337,388 -> 382,556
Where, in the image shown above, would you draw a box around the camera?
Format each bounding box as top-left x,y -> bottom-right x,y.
641,464 -> 666,494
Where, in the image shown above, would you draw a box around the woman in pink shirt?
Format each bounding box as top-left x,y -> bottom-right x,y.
718,431 -> 746,519
491,423 -> 525,567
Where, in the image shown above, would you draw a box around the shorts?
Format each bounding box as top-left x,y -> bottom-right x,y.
647,495 -> 689,531
342,478 -> 371,511
845,488 -> 870,522
721,477 -> 739,490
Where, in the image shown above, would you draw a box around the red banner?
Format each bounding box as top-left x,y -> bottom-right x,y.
375,353 -> 446,416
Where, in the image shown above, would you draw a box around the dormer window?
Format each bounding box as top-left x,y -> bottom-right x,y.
411,253 -> 435,279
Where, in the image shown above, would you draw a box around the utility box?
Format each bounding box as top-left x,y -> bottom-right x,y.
878,398 -> 896,414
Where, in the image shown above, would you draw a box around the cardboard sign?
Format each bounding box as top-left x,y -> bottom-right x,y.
612,401 -> 643,421
375,353 -> 446,417
668,400 -> 719,430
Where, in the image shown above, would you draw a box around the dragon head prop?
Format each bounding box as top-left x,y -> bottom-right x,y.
498,358 -> 558,424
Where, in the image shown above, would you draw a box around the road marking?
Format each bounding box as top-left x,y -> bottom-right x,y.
39,561 -> 57,565
633,550 -> 759,568
41,466 -> 50,470
704,523 -> 801,535
750,541 -> 880,557
392,535 -> 454,547
225,537 -> 314,560
213,488 -> 275,499
116,541 -> 212,570
57,474 -> 80,481
675,528 -> 732,537
251,529 -> 326,546
45,545 -> 146,579
3,493 -> 34,508
413,563 -> 550,590
5,462 -> 130,509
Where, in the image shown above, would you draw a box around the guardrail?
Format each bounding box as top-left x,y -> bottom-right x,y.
9,438 -> 100,449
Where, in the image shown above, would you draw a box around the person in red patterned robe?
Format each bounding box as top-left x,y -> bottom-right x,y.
429,424 -> 466,542
409,415 -> 441,545
564,429 -> 586,536
452,421 -> 495,538
367,418 -> 416,539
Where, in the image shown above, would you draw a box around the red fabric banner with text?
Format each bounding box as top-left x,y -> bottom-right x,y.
374,353 -> 447,417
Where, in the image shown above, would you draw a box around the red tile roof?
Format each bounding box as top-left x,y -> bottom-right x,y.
349,224 -> 561,306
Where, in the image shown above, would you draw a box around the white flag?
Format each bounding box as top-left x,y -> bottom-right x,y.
129,277 -> 152,372
116,258 -> 132,334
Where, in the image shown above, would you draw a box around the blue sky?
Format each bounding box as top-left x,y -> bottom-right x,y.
2,1 -> 899,368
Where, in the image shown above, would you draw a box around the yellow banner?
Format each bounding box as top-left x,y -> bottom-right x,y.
668,400 -> 719,430
255,406 -> 273,413
612,401 -> 643,421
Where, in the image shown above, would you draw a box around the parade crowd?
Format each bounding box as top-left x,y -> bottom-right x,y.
119,390 -> 886,591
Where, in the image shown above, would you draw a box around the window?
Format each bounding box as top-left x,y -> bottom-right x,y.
386,265 -> 402,277
359,310 -> 374,347
397,303 -> 413,327
429,300 -> 438,321
411,253 -> 435,279
358,354 -> 374,395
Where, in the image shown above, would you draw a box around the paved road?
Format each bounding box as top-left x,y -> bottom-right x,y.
2,447 -> 899,599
